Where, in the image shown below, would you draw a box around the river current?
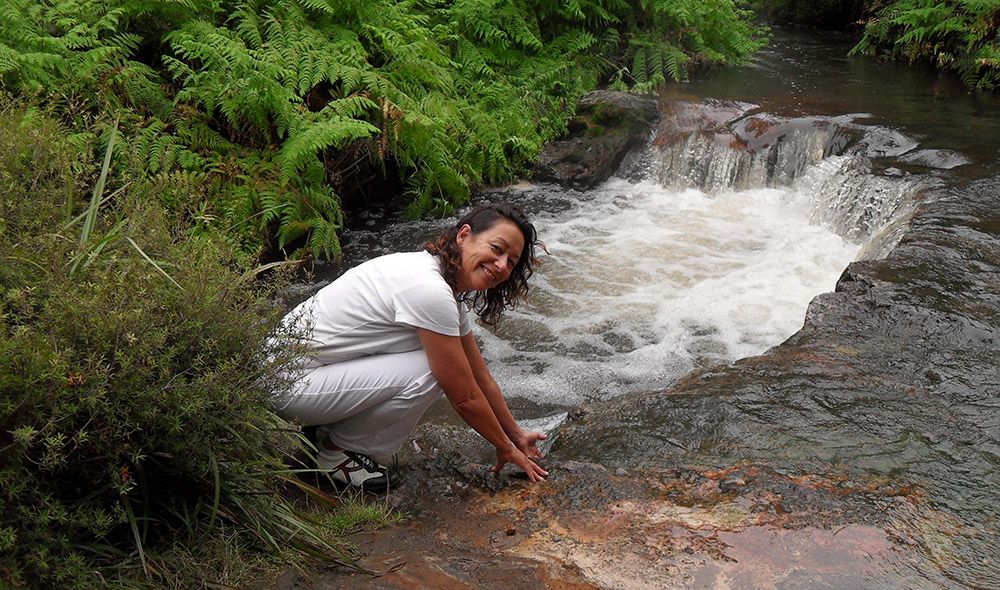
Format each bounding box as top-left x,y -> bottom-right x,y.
332,176 -> 864,407
332,27 -> 1000,411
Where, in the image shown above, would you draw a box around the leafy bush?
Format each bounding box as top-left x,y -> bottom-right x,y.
0,0 -> 764,259
852,0 -> 1000,89
0,101 -> 349,589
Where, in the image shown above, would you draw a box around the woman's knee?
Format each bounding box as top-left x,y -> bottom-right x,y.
405,369 -> 444,402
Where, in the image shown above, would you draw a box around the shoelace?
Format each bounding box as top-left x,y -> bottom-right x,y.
343,450 -> 384,473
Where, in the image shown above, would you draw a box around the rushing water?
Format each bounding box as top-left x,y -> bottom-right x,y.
475,181 -> 862,405
326,28 -> 1000,414
332,175 -> 868,408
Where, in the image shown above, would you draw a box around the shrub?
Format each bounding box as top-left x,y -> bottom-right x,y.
0,100 -> 348,588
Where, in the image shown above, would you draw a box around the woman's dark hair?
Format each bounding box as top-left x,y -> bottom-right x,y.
425,202 -> 540,325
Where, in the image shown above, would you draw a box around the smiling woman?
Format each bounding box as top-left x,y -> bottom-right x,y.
273,202 -> 548,490
455,220 -> 524,292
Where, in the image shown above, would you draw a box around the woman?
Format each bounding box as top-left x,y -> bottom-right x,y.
274,202 -> 549,491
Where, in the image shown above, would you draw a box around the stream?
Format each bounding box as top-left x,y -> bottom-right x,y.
315,27 -> 1000,589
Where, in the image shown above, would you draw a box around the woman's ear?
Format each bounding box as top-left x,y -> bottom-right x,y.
456,223 -> 472,246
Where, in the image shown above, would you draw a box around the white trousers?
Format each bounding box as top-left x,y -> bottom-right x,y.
275,349 -> 443,457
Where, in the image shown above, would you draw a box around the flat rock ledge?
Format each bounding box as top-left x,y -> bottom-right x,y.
532,90 -> 659,188
273,438 -> 921,590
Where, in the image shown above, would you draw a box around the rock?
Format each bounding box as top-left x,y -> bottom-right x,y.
851,125 -> 919,158
426,479 -> 453,497
552,176 -> 1000,583
561,460 -> 607,473
898,148 -> 971,169
533,90 -> 659,188
719,471 -> 748,493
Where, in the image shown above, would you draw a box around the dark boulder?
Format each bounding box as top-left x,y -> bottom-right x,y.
533,90 -> 659,188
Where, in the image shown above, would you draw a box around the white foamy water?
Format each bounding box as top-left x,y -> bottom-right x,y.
479,177 -> 861,406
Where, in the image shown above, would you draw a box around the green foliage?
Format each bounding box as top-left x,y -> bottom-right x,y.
852,0 -> 1000,89
0,0 -> 765,254
0,102 -> 354,588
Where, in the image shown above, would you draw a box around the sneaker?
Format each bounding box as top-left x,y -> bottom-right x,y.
315,448 -> 399,492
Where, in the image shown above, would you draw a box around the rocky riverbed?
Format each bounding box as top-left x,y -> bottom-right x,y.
274,93 -> 1000,589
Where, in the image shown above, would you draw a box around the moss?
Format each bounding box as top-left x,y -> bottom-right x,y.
591,103 -> 625,126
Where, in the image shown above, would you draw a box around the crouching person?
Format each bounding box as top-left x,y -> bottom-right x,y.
273,203 -> 548,491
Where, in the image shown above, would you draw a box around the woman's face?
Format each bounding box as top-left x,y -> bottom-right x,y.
454,218 -> 525,293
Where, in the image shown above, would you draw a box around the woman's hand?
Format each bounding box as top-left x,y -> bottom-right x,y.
493,445 -> 548,483
511,430 -> 547,460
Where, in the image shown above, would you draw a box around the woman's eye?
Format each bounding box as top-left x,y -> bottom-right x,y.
491,245 -> 502,253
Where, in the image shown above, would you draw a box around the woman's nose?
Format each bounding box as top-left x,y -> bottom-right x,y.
494,255 -> 510,275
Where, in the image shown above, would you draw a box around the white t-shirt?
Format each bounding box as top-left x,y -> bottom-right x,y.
286,250 -> 473,370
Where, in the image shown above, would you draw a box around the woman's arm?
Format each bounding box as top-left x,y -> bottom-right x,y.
417,328 -> 547,482
460,332 -> 547,460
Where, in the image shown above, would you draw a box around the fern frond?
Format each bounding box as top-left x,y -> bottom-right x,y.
278,116 -> 379,182
320,96 -> 379,119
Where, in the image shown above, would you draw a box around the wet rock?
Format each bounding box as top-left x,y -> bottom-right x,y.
426,479 -> 454,497
533,90 -> 659,188
555,175 -> 1000,585
561,460 -> 607,473
309,463 -> 926,589
898,148 -> 971,169
719,471 -> 748,493
851,125 -> 919,158
655,98 -> 757,145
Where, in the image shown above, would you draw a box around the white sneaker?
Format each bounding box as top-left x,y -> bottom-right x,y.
315,449 -> 398,492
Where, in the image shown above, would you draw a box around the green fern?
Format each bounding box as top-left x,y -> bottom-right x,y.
853,0 -> 1000,89
278,116 -> 380,182
3,0 -> 767,258
167,21 -> 299,141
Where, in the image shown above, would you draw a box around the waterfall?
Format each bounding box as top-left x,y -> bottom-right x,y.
631,106 -> 939,247
474,103 -> 950,406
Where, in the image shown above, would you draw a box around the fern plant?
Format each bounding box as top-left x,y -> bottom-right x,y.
853,0 -> 1000,90
1,0 -> 766,257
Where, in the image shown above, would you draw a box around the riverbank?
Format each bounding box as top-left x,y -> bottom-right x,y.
280,167 -> 999,588
278,84 -> 1000,588
276,430 -> 921,588
246,12 -> 998,586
